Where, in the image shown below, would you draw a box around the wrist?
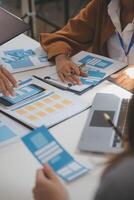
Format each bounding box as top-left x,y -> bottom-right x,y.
55,54 -> 70,63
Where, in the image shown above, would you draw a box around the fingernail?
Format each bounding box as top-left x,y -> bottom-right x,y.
5,91 -> 10,96
12,91 -> 16,96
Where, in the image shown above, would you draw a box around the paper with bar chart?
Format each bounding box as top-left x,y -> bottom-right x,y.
1,81 -> 88,128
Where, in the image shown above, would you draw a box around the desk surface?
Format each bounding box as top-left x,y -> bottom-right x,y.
0,34 -> 131,200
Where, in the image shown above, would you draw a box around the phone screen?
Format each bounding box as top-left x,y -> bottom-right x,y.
0,84 -> 45,106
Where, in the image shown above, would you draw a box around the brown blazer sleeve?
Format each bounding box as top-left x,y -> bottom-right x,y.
40,0 -> 98,60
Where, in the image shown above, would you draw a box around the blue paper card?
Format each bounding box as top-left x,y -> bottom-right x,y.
87,70 -> 106,78
2,49 -> 34,69
79,55 -> 113,69
0,121 -> 17,145
1,84 -> 44,105
22,126 -> 89,182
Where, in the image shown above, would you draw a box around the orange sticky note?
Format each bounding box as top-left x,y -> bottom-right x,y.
62,99 -> 72,105
36,111 -> 46,117
35,102 -> 44,107
25,105 -> 36,111
27,115 -> 38,121
43,98 -> 52,104
16,109 -> 27,115
51,94 -> 61,100
54,104 -> 64,109
46,107 -> 55,113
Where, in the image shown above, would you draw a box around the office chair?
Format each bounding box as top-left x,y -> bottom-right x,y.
36,0 -> 70,30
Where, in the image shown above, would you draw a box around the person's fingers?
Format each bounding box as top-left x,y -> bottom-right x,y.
0,79 -> 10,96
33,187 -> 37,200
111,71 -> 123,79
122,81 -> 134,90
1,67 -> 17,87
36,169 -> 48,186
71,64 -> 80,76
80,70 -> 87,77
58,72 -> 66,82
114,74 -> 128,84
0,74 -> 15,96
43,164 -> 59,181
65,74 -> 80,84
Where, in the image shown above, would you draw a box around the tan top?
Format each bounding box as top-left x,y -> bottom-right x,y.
40,0 -> 115,61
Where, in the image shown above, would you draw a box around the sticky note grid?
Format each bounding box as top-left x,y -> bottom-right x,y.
13,93 -> 75,127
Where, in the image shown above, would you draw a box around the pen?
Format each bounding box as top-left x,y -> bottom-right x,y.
103,112 -> 123,140
33,75 -> 70,90
69,63 -> 87,76
78,63 -> 86,70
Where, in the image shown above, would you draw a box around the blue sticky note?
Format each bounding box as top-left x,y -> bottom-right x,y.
79,55 -> 113,69
87,70 -> 106,78
4,49 -> 35,59
0,122 -> 16,143
3,49 -> 35,69
80,77 -> 99,86
38,55 -> 48,63
10,57 -> 34,69
22,126 -> 89,182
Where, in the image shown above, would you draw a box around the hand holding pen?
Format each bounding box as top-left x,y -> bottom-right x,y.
55,54 -> 87,84
103,112 -> 129,150
103,112 -> 123,140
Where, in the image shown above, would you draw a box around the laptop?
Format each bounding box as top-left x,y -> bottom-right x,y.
0,7 -> 30,45
78,93 -> 131,154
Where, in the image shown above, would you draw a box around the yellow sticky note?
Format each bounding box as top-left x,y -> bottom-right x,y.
46,107 -> 55,113
51,94 -> 61,100
62,99 -> 72,105
16,109 -> 27,115
54,104 -> 64,109
27,115 -> 38,121
25,105 -> 36,111
36,111 -> 46,117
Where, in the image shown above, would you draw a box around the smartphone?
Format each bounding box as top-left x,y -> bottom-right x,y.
0,84 -> 45,106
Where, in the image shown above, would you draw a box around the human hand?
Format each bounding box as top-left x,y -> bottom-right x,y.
33,164 -> 69,200
0,66 -> 17,96
55,54 -> 86,84
111,66 -> 134,92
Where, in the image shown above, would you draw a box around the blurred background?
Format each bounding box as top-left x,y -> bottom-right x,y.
0,0 -> 90,40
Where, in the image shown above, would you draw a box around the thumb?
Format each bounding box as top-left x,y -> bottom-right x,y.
43,164 -> 58,181
36,169 -> 47,185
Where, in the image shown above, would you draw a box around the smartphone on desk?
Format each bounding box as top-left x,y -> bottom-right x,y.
0,84 -> 45,106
